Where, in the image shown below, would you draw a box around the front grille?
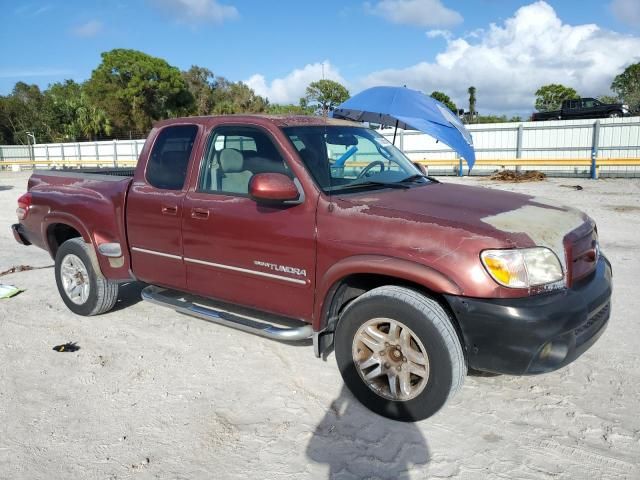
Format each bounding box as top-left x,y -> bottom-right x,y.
575,302 -> 610,345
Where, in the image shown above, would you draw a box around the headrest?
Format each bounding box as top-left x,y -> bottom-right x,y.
219,148 -> 244,173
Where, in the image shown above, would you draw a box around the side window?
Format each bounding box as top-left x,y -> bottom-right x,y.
199,127 -> 290,195
146,125 -> 198,190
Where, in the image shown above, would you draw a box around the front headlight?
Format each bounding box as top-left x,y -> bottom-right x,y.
480,247 -> 564,288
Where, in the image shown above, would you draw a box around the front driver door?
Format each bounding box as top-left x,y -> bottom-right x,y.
181,125 -> 317,320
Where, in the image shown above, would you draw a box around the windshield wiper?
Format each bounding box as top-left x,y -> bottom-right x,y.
331,180 -> 411,192
399,174 -> 439,184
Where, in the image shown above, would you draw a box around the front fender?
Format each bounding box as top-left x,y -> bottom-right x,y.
313,254 -> 461,331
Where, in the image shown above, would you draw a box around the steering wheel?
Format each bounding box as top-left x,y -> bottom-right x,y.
357,160 -> 386,179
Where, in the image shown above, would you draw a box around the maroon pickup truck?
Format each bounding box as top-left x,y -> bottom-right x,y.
12,115 -> 612,421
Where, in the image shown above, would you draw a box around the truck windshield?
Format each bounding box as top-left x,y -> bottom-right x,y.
283,126 -> 428,193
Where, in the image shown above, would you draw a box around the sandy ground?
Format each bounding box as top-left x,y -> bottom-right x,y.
0,171 -> 639,480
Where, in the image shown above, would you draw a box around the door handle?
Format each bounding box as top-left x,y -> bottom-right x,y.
161,205 -> 178,216
191,207 -> 210,219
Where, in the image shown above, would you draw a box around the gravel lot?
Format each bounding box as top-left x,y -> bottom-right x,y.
1,171 -> 639,479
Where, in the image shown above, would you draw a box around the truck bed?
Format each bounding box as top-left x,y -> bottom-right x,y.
21,168 -> 135,280
74,167 -> 136,177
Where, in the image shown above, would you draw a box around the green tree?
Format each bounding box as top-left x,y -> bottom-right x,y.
598,95 -> 621,105
474,114 -> 521,124
611,62 -> 640,110
304,79 -> 349,116
85,49 -> 194,132
0,82 -> 50,144
534,84 -> 579,112
430,91 -> 457,113
182,66 -> 216,115
42,80 -> 111,141
210,77 -> 269,114
266,102 -> 315,115
75,94 -> 112,140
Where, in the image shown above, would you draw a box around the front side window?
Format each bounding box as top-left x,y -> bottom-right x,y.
284,126 -> 427,193
146,125 -> 198,190
199,126 -> 291,195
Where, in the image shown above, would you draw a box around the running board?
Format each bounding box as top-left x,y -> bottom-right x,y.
141,285 -> 314,342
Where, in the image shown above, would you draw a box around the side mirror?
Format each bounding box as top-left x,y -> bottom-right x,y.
413,161 -> 428,176
249,173 -> 301,204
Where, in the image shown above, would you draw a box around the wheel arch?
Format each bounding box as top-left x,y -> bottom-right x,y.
314,255 -> 462,333
44,216 -> 104,277
44,215 -> 91,258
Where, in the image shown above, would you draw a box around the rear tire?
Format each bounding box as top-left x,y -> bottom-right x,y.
55,238 -> 118,316
335,286 -> 466,422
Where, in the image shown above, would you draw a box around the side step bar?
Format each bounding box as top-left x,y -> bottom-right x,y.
141,285 -> 314,342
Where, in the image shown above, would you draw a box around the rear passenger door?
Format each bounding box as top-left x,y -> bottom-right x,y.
127,124 -> 199,290
181,125 -> 317,320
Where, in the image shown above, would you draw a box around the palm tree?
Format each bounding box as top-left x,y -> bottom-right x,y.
468,86 -> 477,120
76,94 -> 112,140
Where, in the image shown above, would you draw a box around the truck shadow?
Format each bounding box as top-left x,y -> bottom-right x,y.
111,281 -> 146,312
306,385 -> 430,479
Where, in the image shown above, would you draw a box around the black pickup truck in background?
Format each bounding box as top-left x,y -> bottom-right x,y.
532,97 -> 632,121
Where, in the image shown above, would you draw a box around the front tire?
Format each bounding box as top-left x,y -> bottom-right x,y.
55,238 -> 118,316
335,286 -> 466,422
608,111 -> 622,118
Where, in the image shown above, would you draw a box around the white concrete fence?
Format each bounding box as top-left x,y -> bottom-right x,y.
2,116 -> 640,178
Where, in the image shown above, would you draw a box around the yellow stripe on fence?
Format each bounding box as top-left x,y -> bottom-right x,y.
1,158 -> 640,168
413,158 -> 640,167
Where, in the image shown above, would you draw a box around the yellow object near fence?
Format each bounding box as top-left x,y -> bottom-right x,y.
1,158 -> 640,179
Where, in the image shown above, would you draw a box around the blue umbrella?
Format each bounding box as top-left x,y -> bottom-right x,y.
332,86 -> 475,169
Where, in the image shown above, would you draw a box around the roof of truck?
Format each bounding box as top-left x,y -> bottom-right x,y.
154,114 -> 361,129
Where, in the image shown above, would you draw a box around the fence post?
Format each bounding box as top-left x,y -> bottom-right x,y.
516,124 -> 523,173
134,140 -> 139,163
399,130 -> 404,152
77,142 -> 82,167
113,140 -> 118,167
45,144 -> 49,166
61,143 -> 65,166
591,120 -> 600,180
458,154 -> 463,177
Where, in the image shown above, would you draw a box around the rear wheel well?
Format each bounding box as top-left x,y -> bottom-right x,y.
319,274 -> 465,356
47,223 -> 83,258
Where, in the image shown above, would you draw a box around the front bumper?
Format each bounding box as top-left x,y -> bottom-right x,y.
445,256 -> 612,375
11,223 -> 31,246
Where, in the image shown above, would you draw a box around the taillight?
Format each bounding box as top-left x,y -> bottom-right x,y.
16,193 -> 32,220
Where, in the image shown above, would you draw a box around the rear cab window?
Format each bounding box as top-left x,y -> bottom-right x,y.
146,125 -> 198,190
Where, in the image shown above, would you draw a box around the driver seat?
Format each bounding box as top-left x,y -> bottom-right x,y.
218,148 -> 253,194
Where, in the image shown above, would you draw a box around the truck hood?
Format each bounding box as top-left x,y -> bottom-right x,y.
334,181 -> 592,268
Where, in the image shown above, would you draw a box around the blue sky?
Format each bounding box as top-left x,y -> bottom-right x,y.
1,0 -> 639,115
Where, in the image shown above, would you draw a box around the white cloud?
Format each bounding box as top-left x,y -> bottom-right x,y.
611,0 -> 640,27
149,0 -> 238,24
426,29 -> 452,40
365,0 -> 462,27
71,20 -> 103,38
359,1 -> 640,115
245,62 -> 347,104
